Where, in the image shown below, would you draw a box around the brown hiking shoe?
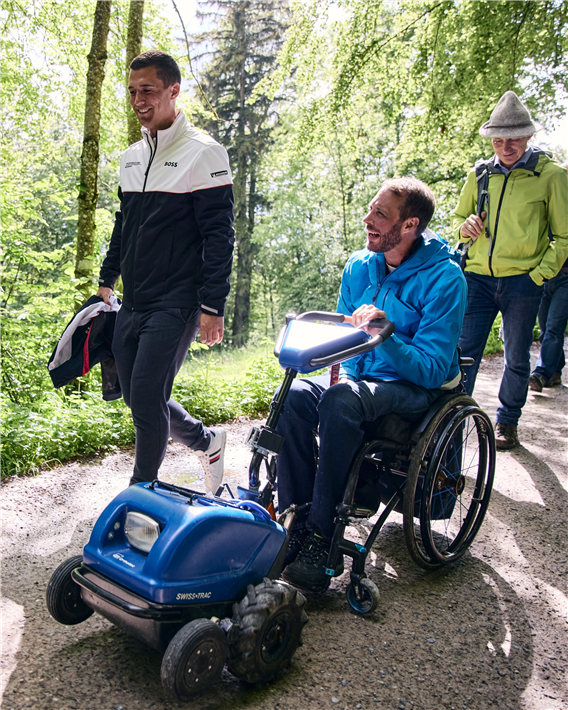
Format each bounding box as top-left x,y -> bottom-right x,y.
495,423 -> 519,450
546,372 -> 562,387
529,374 -> 545,392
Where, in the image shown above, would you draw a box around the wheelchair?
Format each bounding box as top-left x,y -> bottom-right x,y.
244,311 -> 496,614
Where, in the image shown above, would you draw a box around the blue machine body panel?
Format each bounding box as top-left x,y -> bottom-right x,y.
82,483 -> 287,605
278,320 -> 370,373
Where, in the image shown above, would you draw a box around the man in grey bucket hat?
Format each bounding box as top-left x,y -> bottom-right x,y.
452,91 -> 568,450
479,90 -> 539,138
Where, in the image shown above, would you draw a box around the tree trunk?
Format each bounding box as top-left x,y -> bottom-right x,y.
75,0 -> 112,299
126,0 -> 145,146
231,147 -> 252,346
231,42 -> 252,347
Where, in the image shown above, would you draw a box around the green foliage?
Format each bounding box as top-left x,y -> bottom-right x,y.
1,0 -> 565,479
173,352 -> 284,425
0,346 -> 285,478
259,1 -> 567,244
1,391 -> 135,477
484,314 -> 504,357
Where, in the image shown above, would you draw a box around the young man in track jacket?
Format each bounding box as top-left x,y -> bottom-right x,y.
97,50 -> 235,491
453,91 -> 568,450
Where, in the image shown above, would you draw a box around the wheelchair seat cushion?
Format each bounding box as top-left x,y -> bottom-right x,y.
363,413 -> 413,445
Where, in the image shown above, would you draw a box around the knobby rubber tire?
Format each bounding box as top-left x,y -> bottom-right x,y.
46,555 -> 93,625
227,578 -> 308,685
161,619 -> 228,701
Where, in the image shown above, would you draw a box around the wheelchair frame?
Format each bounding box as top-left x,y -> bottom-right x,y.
245,312 -> 496,614
325,392 -> 496,612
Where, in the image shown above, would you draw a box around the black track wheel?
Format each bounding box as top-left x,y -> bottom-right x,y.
227,578 -> 308,685
46,555 -> 93,625
161,619 -> 228,701
403,395 -> 479,570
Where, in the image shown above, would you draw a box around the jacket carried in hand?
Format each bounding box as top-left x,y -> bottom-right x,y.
48,295 -> 121,401
451,149 -> 568,285
338,230 -> 467,390
99,111 -> 235,316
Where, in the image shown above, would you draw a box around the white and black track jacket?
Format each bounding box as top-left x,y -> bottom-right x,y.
99,111 -> 235,316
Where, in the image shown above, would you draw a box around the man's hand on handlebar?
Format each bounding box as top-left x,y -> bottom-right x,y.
348,304 -> 388,334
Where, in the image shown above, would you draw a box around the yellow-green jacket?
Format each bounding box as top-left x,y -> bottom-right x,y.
452,149 -> 568,285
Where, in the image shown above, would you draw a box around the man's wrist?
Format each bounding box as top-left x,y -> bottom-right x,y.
200,305 -> 223,317
98,277 -> 117,289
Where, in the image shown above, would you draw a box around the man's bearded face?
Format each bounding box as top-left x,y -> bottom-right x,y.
366,219 -> 404,253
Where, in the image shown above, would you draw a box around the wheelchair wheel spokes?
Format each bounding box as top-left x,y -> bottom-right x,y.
402,395 -> 493,570
402,399 -> 460,569
421,407 -> 494,565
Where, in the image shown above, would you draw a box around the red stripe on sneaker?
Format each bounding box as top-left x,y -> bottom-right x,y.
210,454 -> 221,464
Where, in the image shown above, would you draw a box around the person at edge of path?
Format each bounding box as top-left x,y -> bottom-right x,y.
529,161 -> 568,393
96,50 -> 235,491
452,91 -> 568,451
276,177 -> 468,593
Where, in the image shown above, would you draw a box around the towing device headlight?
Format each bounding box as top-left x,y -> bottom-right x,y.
124,512 -> 160,553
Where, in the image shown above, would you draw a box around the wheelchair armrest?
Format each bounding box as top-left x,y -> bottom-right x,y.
459,357 -> 475,366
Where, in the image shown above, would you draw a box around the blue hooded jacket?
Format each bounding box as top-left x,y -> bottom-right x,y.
337,229 -> 467,389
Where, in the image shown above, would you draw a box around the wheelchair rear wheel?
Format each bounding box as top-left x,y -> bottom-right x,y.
403,395 -> 495,569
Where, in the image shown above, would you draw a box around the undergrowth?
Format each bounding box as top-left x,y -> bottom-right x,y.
0,347 -> 283,479
1,321 -> 524,479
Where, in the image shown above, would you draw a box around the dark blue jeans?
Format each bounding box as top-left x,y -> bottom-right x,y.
275,376 -> 441,539
113,307 -> 210,484
459,272 -> 543,426
533,271 -> 568,381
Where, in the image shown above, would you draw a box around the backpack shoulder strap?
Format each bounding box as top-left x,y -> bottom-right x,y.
474,159 -> 491,218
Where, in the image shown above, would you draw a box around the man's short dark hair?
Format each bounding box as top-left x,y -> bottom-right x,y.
130,50 -> 181,87
382,177 -> 436,234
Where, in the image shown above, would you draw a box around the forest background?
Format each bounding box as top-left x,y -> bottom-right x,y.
2,0 -> 567,478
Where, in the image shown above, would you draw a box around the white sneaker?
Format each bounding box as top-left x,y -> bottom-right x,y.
195,427 -> 226,494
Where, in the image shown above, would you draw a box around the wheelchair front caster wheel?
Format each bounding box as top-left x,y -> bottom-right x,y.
346,578 -> 380,614
161,619 -> 228,700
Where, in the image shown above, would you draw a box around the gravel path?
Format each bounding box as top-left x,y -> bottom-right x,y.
1,345 -> 567,710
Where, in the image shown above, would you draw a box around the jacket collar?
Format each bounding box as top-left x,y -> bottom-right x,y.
486,146 -> 551,176
368,228 -> 459,279
141,110 -> 187,150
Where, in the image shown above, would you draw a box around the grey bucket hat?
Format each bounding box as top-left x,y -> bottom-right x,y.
479,91 -> 538,138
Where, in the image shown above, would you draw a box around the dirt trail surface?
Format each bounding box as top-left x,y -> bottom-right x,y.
1,345 -> 567,710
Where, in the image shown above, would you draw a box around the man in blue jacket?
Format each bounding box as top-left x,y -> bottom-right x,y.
97,51 -> 234,491
278,177 -> 467,593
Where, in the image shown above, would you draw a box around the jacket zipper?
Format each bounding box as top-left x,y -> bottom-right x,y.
489,172 -> 510,277
142,132 -> 158,192
130,133 -> 158,307
371,242 -> 421,304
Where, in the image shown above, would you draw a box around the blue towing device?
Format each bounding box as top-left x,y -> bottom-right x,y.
46,312 -> 392,700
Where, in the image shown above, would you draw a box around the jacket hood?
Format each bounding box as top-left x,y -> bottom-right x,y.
361,228 -> 461,280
